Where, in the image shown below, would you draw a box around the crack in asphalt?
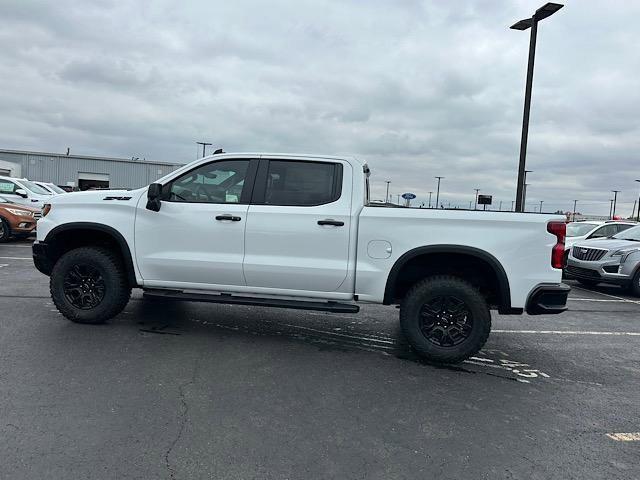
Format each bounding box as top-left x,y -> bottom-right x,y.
164,354 -> 202,480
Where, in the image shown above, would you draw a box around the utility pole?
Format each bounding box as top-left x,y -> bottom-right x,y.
636,180 -> 640,222
511,3 -> 564,212
572,199 -> 577,222
196,141 -> 213,158
474,189 -> 480,210
428,191 -> 433,209
385,181 -> 391,203
539,200 -> 543,213
609,199 -> 614,219
435,177 -> 444,209
611,190 -> 620,219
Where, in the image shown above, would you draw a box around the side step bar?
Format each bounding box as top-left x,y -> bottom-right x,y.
142,289 -> 360,314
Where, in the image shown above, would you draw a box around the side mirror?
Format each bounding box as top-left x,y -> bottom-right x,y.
15,188 -> 27,198
146,183 -> 162,212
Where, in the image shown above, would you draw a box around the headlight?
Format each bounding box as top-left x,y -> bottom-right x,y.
6,208 -> 32,217
611,248 -> 640,263
42,204 -> 52,217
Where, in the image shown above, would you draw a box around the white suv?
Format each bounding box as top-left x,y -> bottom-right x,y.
0,176 -> 53,208
565,221 -> 636,250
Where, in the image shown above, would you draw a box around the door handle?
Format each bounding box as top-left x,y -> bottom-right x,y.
216,215 -> 241,221
317,219 -> 344,226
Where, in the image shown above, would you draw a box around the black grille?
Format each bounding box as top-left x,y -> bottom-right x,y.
565,266 -> 601,278
572,246 -> 607,261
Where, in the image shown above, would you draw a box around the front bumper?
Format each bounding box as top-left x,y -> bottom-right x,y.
526,283 -> 571,315
32,241 -> 53,275
564,257 -> 632,286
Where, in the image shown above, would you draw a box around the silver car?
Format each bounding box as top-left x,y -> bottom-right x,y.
565,224 -> 640,296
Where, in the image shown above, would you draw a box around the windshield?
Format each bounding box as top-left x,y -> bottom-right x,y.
20,180 -> 51,195
566,222 -> 599,237
42,183 -> 65,194
612,225 -> 640,241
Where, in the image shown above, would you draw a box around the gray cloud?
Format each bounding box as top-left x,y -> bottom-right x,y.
0,0 -> 638,215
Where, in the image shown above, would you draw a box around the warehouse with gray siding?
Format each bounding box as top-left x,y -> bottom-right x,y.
0,149 -> 184,190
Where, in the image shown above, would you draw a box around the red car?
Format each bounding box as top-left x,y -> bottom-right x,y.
0,194 -> 41,242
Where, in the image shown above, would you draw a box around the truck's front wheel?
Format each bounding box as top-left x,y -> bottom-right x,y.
50,247 -> 131,324
400,276 -> 491,364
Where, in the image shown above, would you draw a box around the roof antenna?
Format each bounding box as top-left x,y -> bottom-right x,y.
213,148 -> 224,154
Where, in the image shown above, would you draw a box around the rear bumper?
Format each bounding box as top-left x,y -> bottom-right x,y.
526,283 -> 571,315
32,241 -> 53,276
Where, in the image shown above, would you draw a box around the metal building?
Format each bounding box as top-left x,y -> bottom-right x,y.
0,149 -> 184,190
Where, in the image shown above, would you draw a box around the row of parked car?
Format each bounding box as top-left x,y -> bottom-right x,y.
564,220 -> 640,296
0,175 -> 67,242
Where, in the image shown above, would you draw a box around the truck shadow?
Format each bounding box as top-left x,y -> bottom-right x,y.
127,297 -> 539,383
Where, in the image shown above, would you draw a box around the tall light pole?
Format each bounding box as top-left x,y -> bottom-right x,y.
539,200 -> 544,213
636,180 -> 640,222
609,199 -> 614,219
572,199 -> 578,222
499,200 -> 503,211
196,141 -> 213,158
523,183 -> 530,211
435,176 -> 444,208
611,190 -> 621,219
428,191 -> 433,209
522,170 -> 533,207
385,181 -> 391,203
511,3 -> 564,212
474,188 -> 480,210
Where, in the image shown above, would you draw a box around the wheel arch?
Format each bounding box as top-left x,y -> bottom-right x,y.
383,245 -> 512,311
43,222 -> 138,287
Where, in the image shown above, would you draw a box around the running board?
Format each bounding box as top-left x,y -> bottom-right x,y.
142,289 -> 360,314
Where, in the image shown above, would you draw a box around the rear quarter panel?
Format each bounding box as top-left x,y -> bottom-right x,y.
356,207 -> 563,308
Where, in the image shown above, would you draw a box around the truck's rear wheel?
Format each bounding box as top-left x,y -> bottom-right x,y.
50,247 -> 131,324
400,276 -> 491,364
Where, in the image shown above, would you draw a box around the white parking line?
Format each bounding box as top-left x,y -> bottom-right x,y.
0,256 -> 31,260
493,330 -> 640,336
573,286 -> 640,305
0,245 -> 33,248
569,298 -> 629,303
606,432 -> 640,441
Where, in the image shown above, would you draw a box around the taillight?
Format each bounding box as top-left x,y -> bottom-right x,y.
547,221 -> 566,269
42,204 -> 52,217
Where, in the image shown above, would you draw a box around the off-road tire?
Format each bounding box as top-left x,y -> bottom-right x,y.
0,217 -> 10,243
400,276 -> 491,364
50,247 -> 131,324
577,278 -> 599,288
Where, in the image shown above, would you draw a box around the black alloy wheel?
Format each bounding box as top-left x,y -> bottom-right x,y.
63,264 -> 106,309
419,295 -> 473,347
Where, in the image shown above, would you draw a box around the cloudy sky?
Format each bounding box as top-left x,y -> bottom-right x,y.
1,0 -> 638,215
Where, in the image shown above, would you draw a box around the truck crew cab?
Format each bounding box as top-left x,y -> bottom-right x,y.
33,153 -> 569,364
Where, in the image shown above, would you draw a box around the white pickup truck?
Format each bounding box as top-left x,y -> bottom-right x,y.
33,153 -> 569,363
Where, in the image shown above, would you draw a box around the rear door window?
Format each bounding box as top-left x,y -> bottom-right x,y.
260,161 -> 342,206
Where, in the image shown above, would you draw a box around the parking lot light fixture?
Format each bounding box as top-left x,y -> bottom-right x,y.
572,199 -> 578,221
511,3 -> 564,213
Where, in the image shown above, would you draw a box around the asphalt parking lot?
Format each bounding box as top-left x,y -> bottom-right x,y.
1,239 -> 639,480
